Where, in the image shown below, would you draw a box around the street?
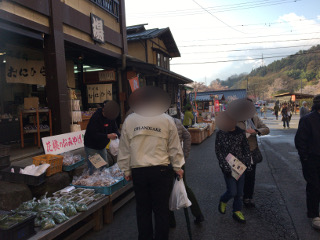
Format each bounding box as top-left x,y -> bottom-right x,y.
80,111 -> 320,240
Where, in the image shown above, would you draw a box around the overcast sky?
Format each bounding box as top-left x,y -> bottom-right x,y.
125,0 -> 320,83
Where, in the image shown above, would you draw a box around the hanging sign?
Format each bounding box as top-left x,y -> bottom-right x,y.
42,130 -> 86,155
6,56 -> 46,85
214,100 -> 220,112
291,95 -> 296,102
87,84 -> 112,103
90,13 -> 105,43
99,70 -> 116,82
129,76 -> 140,92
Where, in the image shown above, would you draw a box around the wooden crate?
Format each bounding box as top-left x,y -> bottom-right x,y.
188,128 -> 206,144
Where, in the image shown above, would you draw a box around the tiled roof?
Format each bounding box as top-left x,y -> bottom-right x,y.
191,89 -> 247,101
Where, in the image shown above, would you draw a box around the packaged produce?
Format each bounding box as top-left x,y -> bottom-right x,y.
34,217 -> 42,227
41,218 -> 56,230
0,220 -> 17,230
49,211 -> 69,224
75,203 -> 88,212
62,153 -> 83,166
64,204 -> 77,217
0,213 -> 8,223
7,214 -> 28,223
92,193 -> 105,201
72,167 -> 123,187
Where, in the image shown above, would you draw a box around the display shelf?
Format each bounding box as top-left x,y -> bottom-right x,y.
23,128 -> 51,134
20,109 -> 52,148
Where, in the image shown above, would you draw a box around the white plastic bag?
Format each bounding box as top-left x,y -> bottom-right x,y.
109,138 -> 120,156
169,178 -> 192,211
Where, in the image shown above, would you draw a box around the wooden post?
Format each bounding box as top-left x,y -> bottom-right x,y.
103,201 -> 114,224
93,208 -> 103,231
20,112 -> 24,148
36,109 -> 40,148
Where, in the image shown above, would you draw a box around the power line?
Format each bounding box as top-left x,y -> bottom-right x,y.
178,31 -> 320,43
179,37 -> 320,47
180,44 -> 318,54
191,0 -> 246,34
171,49 -> 320,65
128,0 -> 300,17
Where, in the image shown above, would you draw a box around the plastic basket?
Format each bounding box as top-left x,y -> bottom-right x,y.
122,178 -> 129,186
62,157 -> 85,171
0,144 -> 10,157
0,214 -> 36,240
72,179 -> 124,195
0,166 -> 46,186
32,154 -> 63,176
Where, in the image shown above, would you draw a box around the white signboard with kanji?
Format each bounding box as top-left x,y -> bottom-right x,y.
87,84 -> 112,103
42,130 -> 86,155
6,56 -> 46,85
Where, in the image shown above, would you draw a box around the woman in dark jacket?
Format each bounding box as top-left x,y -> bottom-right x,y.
84,100 -> 120,174
281,103 -> 290,128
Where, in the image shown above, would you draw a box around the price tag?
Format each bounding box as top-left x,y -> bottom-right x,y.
89,153 -> 107,169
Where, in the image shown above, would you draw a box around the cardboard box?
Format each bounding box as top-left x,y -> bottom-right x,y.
24,97 -> 39,110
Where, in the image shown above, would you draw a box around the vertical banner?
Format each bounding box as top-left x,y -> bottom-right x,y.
129,76 -> 140,92
214,100 -> 220,113
87,85 -> 94,104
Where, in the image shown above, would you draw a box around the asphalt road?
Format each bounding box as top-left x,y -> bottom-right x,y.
80,111 -> 320,240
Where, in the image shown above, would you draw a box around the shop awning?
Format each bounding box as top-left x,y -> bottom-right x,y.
126,57 -> 193,84
274,92 -> 314,100
0,21 -> 44,41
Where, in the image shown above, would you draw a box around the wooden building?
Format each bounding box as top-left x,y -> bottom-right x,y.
125,24 -> 193,116
0,0 -> 128,140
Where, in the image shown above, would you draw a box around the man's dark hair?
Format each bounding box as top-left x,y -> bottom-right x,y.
311,94 -> 320,111
187,106 -> 192,111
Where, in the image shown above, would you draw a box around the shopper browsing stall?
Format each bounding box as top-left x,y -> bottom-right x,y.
84,100 -> 120,174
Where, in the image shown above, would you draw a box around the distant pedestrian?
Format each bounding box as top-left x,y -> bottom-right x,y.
215,111 -> 252,224
274,103 -> 280,120
281,103 -> 290,128
295,94 -> 320,230
262,104 -> 267,119
183,106 -> 194,128
169,117 -> 204,227
300,101 -> 310,118
237,102 -> 270,208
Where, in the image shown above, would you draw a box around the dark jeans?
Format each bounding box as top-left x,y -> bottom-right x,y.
243,164 -> 257,199
220,173 -> 245,212
132,166 -> 171,240
301,157 -> 320,218
275,111 -> 279,119
169,166 -> 203,223
283,120 -> 289,128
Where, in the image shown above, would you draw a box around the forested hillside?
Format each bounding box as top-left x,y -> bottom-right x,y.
230,45 -> 320,99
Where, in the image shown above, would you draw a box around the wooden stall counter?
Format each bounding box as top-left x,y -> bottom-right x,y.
188,127 -> 207,144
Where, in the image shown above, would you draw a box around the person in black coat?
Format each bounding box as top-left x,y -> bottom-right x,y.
84,100 -> 120,174
295,94 -> 320,230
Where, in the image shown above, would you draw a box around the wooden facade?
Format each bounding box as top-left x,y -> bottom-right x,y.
0,0 -> 128,134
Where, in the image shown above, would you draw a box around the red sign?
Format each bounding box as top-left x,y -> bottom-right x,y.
214,100 -> 220,112
129,76 -> 140,92
291,95 -> 296,102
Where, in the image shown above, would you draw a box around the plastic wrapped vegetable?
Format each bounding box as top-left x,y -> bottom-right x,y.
17,199 -> 36,211
64,204 -> 77,217
41,218 -> 56,230
75,203 -> 88,212
52,204 -> 65,212
34,217 -> 42,227
49,211 -> 69,224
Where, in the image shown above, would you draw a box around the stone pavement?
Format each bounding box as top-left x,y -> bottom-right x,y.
79,111 -> 319,240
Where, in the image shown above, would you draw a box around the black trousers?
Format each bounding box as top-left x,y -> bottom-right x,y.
132,166 -> 172,240
243,164 -> 257,199
301,157 -> 320,218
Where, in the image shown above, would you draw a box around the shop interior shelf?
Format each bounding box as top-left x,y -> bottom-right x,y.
24,129 -> 50,134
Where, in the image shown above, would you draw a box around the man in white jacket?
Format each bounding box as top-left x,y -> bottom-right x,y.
117,87 -> 184,240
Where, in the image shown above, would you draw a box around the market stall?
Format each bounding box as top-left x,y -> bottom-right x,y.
0,131 -> 135,239
187,122 -> 215,144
